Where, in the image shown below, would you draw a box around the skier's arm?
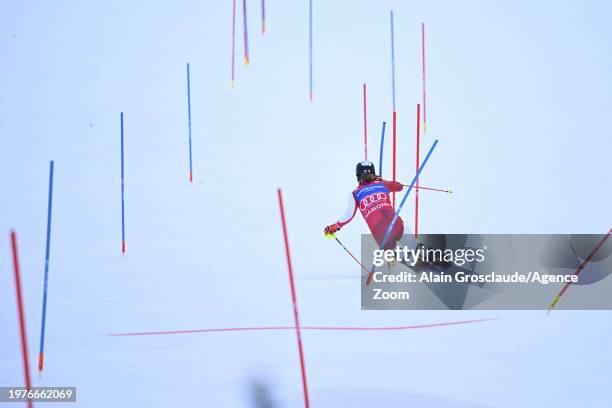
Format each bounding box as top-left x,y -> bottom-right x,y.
379,178 -> 404,192
325,193 -> 357,235
336,193 -> 358,228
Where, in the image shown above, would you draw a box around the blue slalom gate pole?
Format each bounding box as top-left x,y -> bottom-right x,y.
366,139 -> 439,285
121,112 -> 126,254
309,0 -> 313,101
242,0 -> 250,64
378,121 -> 386,177
38,160 -> 54,373
186,63 -> 193,183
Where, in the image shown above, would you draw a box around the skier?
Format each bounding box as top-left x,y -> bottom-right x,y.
324,161 -> 405,250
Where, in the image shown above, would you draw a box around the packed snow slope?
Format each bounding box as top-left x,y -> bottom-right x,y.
1,1 -> 611,407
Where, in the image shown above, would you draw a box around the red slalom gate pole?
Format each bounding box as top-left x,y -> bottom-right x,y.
390,11 -> 397,208
392,111 -> 397,208
277,189 -> 310,408
415,104 -> 421,239
421,23 -> 427,134
11,231 -> 34,408
363,83 -> 368,160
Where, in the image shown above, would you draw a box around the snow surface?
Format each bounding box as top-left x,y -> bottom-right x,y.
1,1 -> 611,407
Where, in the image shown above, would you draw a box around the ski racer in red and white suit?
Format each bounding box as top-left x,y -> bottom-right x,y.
326,175 -> 405,250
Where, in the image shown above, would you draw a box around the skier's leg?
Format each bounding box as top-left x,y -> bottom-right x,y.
384,220 -> 405,250
395,221 -> 418,251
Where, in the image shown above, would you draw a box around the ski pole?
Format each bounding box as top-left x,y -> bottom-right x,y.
547,228 -> 612,313
326,234 -> 370,274
366,139 -> 439,285
402,184 -> 452,194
